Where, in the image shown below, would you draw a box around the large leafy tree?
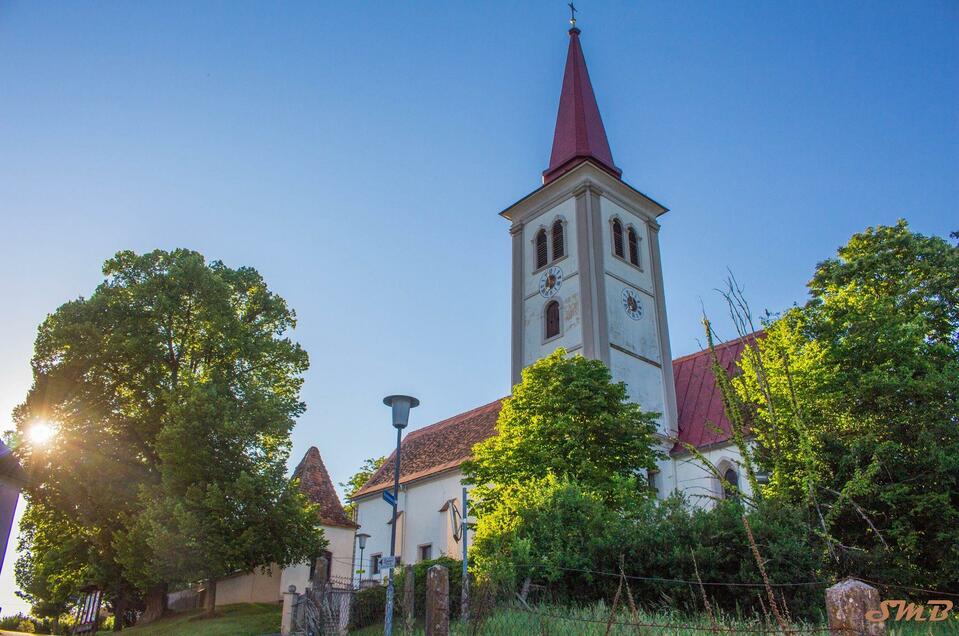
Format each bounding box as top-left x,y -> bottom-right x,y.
13,249 -> 324,624
736,221 -> 959,589
463,349 -> 662,516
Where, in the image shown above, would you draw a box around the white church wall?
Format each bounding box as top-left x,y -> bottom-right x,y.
398,471 -> 467,563
354,470 -> 467,583
671,443 -> 753,509
353,493 -> 396,582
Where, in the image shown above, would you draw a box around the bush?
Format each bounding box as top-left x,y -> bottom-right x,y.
471,476 -> 825,621
348,556 -> 465,630
17,619 -> 36,633
349,583 -> 386,630
394,556 -> 463,621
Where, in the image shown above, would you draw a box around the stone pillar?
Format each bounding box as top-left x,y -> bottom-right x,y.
403,564 -> 415,632
825,578 -> 886,635
425,565 -> 450,636
315,556 -> 329,587
280,585 -> 298,636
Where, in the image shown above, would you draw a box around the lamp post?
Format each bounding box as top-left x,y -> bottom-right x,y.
355,532 -> 370,590
382,394 -> 419,636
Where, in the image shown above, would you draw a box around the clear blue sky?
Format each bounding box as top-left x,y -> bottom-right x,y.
0,0 -> 956,616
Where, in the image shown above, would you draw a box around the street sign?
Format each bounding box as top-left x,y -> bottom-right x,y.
380,556 -> 399,568
382,490 -> 397,507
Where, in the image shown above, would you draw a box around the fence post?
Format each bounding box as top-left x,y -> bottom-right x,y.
280,585 -> 298,636
425,564 -> 450,636
403,564 -> 415,632
825,578 -> 886,635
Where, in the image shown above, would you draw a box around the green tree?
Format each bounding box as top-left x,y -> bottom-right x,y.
339,456 -> 385,517
463,349 -> 662,515
736,221 -> 959,589
13,249 -> 324,624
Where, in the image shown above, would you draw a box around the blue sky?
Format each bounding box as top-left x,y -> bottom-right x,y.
0,0 -> 956,616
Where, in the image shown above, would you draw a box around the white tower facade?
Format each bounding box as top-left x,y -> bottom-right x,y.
501,26 -> 678,438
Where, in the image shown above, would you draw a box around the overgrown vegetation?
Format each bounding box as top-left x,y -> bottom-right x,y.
725,221 -> 959,592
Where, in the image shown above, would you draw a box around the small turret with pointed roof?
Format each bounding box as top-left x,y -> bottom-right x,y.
293,446 -> 357,529
543,21 -> 622,184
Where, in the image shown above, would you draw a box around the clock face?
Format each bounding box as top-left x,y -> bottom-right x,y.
622,288 -> 644,320
539,266 -> 563,298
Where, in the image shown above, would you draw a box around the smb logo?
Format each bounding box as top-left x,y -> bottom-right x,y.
866,600 -> 954,623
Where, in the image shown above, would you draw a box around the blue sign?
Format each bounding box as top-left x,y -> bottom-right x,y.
382,490 -> 397,507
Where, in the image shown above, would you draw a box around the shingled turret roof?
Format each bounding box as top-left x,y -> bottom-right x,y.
293,446 -> 357,529
351,335 -> 761,500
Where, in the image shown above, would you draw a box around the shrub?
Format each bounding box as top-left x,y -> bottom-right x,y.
349,583 -> 386,630
348,556 -> 465,630
394,556 -> 463,621
471,476 -> 825,621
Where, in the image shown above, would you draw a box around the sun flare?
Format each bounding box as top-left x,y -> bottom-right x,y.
27,420 -> 57,446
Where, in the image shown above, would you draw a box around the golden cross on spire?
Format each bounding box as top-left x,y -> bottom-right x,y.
568,2 -> 577,27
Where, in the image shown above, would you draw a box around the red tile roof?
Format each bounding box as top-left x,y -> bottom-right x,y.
671,333 -> 761,453
543,27 -> 621,184
293,447 -> 357,529
351,400 -> 503,499
350,335 -> 760,499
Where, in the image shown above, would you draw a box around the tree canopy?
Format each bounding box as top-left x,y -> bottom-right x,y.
13,249 -> 324,622
463,349 -> 662,515
734,221 -> 959,589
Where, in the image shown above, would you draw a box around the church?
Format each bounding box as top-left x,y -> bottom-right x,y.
348,22 -> 754,584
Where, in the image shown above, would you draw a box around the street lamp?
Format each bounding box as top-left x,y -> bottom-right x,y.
382,394 -> 419,636
355,533 -> 371,589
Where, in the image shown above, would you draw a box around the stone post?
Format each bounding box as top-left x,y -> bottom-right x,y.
280,585 -> 298,636
315,556 -> 329,587
425,565 -> 450,636
825,578 -> 886,635
403,564 -> 415,632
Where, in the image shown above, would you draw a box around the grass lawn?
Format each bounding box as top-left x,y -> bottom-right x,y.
94,603 -> 280,636
350,604 -> 959,635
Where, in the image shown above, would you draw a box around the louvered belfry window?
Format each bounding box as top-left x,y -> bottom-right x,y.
545,300 -> 560,339
627,227 -> 640,266
612,219 -> 624,257
551,220 -> 565,260
535,229 -> 548,269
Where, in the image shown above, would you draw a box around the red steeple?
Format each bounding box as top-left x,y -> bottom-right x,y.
543,26 -> 622,184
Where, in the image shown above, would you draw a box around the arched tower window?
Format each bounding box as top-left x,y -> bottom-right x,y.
545,300 -> 560,339
627,227 -> 640,266
612,219 -> 624,258
722,467 -> 740,501
551,220 -> 565,260
535,229 -> 548,269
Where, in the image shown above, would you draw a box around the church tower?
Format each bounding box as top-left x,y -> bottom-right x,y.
501,23 -> 678,437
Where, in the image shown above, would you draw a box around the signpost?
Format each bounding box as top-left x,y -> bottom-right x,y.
382,490 -> 397,507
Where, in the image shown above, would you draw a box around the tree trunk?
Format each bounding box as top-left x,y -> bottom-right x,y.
138,584 -> 168,625
205,578 -> 217,618
112,596 -> 127,632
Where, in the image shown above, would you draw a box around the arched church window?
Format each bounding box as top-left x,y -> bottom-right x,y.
627,227 -> 640,266
722,467 -> 740,501
535,229 -> 548,269
612,219 -> 624,258
551,220 -> 565,260
545,300 -> 560,339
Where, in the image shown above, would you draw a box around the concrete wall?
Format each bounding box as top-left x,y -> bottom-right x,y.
214,567 -> 282,606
